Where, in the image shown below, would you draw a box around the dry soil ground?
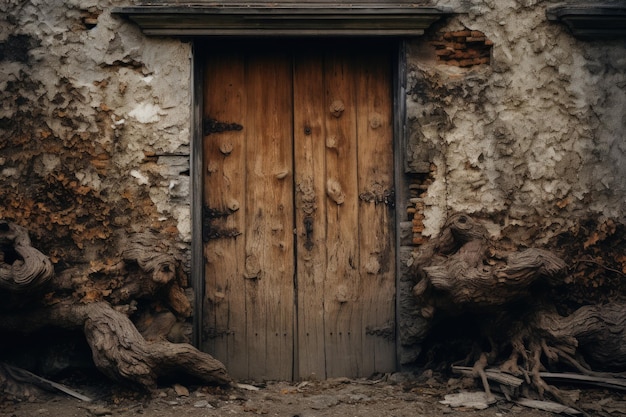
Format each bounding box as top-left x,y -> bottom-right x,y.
5,369 -> 624,417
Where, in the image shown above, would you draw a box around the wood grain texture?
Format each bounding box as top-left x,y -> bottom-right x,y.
203,51 -> 248,378
293,51 -> 328,380
0,223 -> 231,390
0,301 -> 230,389
202,42 -> 395,380
244,52 -> 294,380
0,221 -> 54,291
355,50 -> 396,376
322,49 -> 362,378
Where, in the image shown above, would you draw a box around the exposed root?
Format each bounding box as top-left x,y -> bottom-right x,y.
472,352 -> 494,402
410,213 -> 626,417
558,350 -> 624,379
470,338 -> 590,415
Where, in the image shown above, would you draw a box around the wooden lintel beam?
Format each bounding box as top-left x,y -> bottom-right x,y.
112,4 -> 451,37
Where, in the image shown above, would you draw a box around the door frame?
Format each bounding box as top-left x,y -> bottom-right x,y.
114,3 -> 449,376
190,38 -> 408,371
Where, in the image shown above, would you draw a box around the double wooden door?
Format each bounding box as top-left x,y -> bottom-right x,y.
201,40 -> 396,380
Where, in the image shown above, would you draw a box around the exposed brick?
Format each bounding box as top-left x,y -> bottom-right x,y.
435,27 -> 492,68
412,213 -> 425,221
412,225 -> 425,233
450,30 -> 471,37
462,50 -> 481,59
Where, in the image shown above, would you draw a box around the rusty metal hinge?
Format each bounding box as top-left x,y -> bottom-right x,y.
359,188 -> 395,209
202,206 -> 241,241
203,117 -> 243,136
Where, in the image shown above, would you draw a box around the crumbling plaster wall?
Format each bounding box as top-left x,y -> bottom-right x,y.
407,0 -> 626,241
3,0 -> 625,370
399,0 -> 626,366
0,0 -> 192,265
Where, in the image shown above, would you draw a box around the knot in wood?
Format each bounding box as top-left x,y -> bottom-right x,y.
244,254 -> 261,279
369,112 -> 383,129
446,212 -> 488,242
326,135 -> 338,149
227,198 -> 240,212
326,178 -> 345,205
330,100 -> 345,118
219,142 -> 234,155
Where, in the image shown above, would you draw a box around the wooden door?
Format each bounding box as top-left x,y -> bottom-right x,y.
202,41 -> 395,381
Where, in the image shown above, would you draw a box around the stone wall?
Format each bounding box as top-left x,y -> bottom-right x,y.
1,0 -> 625,371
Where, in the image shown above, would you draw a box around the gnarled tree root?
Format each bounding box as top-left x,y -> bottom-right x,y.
0,221 -> 53,292
0,301 -> 230,390
409,213 -> 626,415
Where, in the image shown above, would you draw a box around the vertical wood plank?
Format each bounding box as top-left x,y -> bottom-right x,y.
355,50 -> 396,376
323,48 -> 362,378
202,51 -> 249,378
244,51 -> 295,380
293,50 -> 328,380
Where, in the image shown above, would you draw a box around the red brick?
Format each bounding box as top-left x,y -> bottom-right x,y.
412,225 -> 425,233
412,213 -> 425,222
450,30 -> 471,37
470,30 -> 484,37
436,48 -> 454,56
466,36 -> 486,43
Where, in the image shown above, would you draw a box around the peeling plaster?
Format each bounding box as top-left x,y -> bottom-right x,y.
128,102 -> 162,123
2,0 -> 626,370
0,0 -> 192,262
405,2 -> 626,243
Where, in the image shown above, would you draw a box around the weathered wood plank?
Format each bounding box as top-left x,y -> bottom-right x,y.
202,51 -> 249,378
244,52 -> 295,380
323,49 -> 362,378
293,50 -> 328,380
355,49 -> 396,376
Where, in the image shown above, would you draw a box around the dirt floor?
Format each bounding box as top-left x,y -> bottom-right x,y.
3,369 -> 626,417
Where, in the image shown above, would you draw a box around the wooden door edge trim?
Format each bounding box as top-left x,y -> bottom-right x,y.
191,43 -> 205,348
393,40 -> 407,372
